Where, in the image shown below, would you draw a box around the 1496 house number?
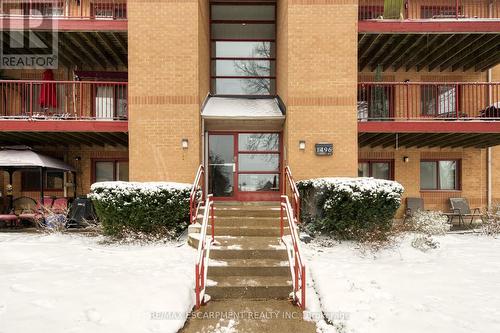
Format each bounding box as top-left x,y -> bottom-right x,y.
315,143 -> 333,156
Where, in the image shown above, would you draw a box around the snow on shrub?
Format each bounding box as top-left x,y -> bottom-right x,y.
89,181 -> 192,236
297,177 -> 404,240
410,210 -> 450,236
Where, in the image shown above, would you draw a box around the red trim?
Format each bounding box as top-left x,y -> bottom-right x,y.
420,159 -> 461,191
207,131 -> 282,201
358,121 -> 500,133
358,21 -> 500,33
91,158 -> 128,184
0,120 -> 128,132
21,169 -> 64,192
0,17 -> 127,31
358,159 -> 394,180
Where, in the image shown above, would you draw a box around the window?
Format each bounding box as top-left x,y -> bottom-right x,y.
21,170 -> 64,191
211,4 -> 276,95
358,160 -> 393,180
94,160 -> 129,182
420,160 -> 460,190
357,84 -> 393,120
421,85 -> 459,117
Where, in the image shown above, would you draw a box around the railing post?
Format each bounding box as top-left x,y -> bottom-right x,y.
29,82 -> 33,117
210,201 -> 215,243
456,0 -> 459,19
195,264 -> 200,309
301,266 -> 306,309
455,83 -> 459,119
280,200 -> 284,239
294,255 -> 299,301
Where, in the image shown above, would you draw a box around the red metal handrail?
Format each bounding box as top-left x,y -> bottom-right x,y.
359,0 -> 499,20
285,166 -> 301,224
0,80 -> 128,120
0,0 -> 127,19
358,81 -> 500,121
280,195 -> 306,309
189,165 -> 205,224
195,194 -> 215,309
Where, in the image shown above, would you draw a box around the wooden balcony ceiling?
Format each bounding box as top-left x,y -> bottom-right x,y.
359,131 -> 500,149
358,33 -> 500,72
0,131 -> 128,147
1,31 -> 127,70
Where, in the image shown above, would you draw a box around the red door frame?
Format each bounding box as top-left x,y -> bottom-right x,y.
207,131 -> 282,201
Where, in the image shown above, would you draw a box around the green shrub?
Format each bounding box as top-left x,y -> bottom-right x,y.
297,177 -> 404,240
88,181 -> 192,236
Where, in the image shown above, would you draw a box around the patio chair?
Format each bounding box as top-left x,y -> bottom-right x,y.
402,197 -> 424,223
444,198 -> 483,226
51,198 -> 68,214
14,196 -> 52,225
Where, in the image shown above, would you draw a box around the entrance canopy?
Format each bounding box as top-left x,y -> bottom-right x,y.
202,97 -> 285,130
0,146 -> 75,171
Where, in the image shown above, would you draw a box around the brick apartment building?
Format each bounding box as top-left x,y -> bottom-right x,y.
0,0 -> 499,215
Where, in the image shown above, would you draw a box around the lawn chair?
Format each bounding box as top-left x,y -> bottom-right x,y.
14,196 -> 52,225
445,198 -> 483,226
402,197 -> 424,223
51,198 -> 68,214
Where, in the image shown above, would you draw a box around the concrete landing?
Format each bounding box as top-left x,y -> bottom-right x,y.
179,300 -> 316,333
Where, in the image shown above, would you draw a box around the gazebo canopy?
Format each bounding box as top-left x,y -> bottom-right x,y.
0,146 -> 75,171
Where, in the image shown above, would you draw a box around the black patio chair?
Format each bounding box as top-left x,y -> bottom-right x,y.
402,197 -> 424,223
444,198 -> 484,226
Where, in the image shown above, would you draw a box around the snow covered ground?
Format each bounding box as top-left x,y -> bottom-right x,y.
305,234 -> 500,333
0,233 -> 195,333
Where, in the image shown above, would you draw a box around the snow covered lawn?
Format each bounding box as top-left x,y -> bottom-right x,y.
305,234 -> 500,333
0,233 -> 195,333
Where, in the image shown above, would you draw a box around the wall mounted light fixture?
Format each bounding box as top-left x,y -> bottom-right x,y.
403,156 -> 409,163
299,140 -> 306,150
182,139 -> 189,149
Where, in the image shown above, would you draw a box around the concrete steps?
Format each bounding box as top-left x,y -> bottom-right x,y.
189,201 -> 292,301
209,258 -> 290,276
207,276 -> 292,299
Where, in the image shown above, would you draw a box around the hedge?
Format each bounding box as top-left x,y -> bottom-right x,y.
88,181 -> 192,236
297,177 -> 404,240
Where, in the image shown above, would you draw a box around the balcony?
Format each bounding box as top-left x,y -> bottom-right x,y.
359,0 -> 499,20
0,0 -> 126,19
358,82 -> 499,120
357,81 -> 500,148
0,0 -> 127,31
359,0 -> 500,33
0,79 -> 127,134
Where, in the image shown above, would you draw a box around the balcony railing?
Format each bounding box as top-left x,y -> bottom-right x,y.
0,0 -> 127,19
358,82 -> 500,121
359,0 -> 499,20
0,80 -> 128,120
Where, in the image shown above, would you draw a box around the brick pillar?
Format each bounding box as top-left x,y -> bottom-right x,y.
277,0 -> 358,180
128,0 -> 209,183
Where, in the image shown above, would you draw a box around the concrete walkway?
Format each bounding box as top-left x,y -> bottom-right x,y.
179,299 -> 316,333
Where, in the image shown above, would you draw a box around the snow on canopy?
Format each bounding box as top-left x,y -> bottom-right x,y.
201,97 -> 284,118
0,145 -> 75,171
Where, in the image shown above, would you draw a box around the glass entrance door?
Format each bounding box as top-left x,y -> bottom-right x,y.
208,132 -> 281,201
208,134 -> 235,197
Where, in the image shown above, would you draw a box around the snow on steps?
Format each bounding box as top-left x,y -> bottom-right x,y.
190,201 -> 292,300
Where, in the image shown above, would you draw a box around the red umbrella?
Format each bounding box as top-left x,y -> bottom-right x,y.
39,69 -> 58,108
